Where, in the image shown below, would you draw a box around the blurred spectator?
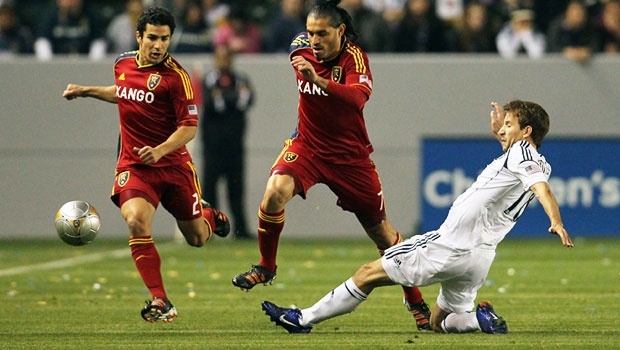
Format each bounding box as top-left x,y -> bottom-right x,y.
213,5 -> 262,53
142,0 -> 179,9
341,0 -> 392,52
484,0 -> 534,25
496,8 -> 546,58
34,0 -> 107,61
362,0 -> 403,14
497,0 -> 534,15
262,0 -> 306,53
0,4 -> 34,56
435,0 -> 464,24
377,0 -> 407,29
202,0 -> 229,28
547,0 -> 596,63
532,0 -> 570,34
106,0 -> 143,53
172,1 -> 213,53
595,0 -> 620,53
200,45 -> 254,239
455,1 -> 500,52
393,0 -> 458,52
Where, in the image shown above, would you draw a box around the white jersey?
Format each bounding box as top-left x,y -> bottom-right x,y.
382,140 -> 551,312
438,140 -> 551,249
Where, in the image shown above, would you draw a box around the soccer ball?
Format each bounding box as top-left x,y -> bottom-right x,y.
55,200 -> 101,246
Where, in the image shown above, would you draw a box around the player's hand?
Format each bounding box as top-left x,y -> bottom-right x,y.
490,102 -> 505,135
62,84 -> 82,100
133,146 -> 163,165
548,223 -> 574,248
291,56 -> 318,83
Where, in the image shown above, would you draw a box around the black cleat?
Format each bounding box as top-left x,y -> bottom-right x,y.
140,298 -> 178,323
405,298 -> 432,331
232,265 -> 277,291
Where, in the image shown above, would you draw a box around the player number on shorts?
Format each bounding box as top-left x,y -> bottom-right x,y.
192,193 -> 200,216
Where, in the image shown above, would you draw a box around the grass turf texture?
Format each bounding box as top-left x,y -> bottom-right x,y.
1,236 -> 618,349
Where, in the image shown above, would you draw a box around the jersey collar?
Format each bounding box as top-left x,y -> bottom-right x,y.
134,52 -> 170,69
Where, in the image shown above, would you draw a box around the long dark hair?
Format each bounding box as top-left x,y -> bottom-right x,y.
137,6 -> 176,36
308,0 -> 358,41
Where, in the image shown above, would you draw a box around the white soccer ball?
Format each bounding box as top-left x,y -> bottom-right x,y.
55,200 -> 101,246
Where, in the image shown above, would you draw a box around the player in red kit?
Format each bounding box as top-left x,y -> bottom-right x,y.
62,6 -> 230,323
231,0 -> 431,330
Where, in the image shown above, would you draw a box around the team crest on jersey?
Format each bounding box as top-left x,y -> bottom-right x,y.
283,152 -> 298,162
147,74 -> 162,91
331,66 -> 342,82
117,171 -> 130,187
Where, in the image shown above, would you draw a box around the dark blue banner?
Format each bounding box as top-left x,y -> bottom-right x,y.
421,138 -> 620,237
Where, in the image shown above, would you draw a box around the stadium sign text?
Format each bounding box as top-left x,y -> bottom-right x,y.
421,138 -> 620,236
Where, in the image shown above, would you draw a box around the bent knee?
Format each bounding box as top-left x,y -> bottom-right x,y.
181,229 -> 208,247
430,305 -> 449,333
262,176 -> 295,209
430,319 -> 445,333
262,188 -> 290,209
351,260 -> 392,293
177,221 -> 209,247
125,214 -> 149,236
186,237 -> 205,247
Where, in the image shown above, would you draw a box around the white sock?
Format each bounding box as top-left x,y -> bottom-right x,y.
300,278 -> 368,326
441,312 -> 480,333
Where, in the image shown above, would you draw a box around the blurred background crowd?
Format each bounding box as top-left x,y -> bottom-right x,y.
1,0 -> 619,62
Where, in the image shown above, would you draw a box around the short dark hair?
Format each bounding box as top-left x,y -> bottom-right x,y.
308,0 -> 358,41
137,6 -> 176,36
503,100 -> 550,148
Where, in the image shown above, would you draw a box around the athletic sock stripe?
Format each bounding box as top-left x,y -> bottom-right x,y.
129,237 -> 154,245
344,281 -> 367,301
258,209 -> 285,223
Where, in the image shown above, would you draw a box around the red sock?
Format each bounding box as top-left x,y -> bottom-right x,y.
129,236 -> 167,299
257,207 -> 285,272
202,207 -> 215,240
403,285 -> 424,304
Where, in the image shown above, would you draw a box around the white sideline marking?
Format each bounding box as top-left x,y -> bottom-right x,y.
0,248 -> 130,277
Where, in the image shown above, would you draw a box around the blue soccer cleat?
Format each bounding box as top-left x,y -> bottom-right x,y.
261,301 -> 312,334
476,301 -> 508,334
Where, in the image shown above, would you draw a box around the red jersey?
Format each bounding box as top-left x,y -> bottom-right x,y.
289,32 -> 374,163
113,51 -> 198,167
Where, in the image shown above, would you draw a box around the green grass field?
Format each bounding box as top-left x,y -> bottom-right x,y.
1,236 -> 619,349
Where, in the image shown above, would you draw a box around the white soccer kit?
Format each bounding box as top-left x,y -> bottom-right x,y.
382,140 -> 551,313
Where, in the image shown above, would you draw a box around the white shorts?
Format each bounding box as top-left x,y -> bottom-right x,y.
381,232 -> 496,313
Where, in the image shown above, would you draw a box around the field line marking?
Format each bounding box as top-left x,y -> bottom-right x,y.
0,247 -> 131,277
0,242 -> 185,277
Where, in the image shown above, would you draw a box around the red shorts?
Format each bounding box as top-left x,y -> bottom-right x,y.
111,162 -> 203,221
271,138 -> 387,228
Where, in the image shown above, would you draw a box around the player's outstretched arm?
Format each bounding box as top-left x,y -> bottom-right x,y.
63,84 -> 117,104
530,182 -> 574,247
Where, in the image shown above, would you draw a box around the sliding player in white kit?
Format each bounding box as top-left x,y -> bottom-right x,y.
261,100 -> 574,334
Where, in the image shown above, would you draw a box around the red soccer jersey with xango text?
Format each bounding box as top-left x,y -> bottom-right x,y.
289,33 -> 374,164
113,51 -> 198,167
